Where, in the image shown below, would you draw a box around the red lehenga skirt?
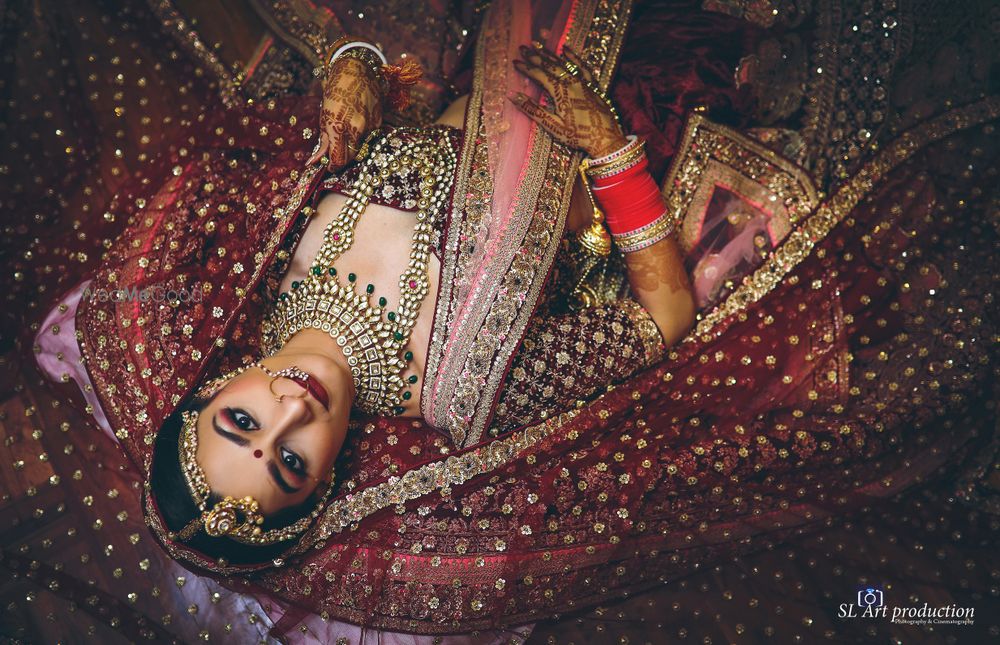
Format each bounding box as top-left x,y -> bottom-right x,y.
2,0 -> 999,643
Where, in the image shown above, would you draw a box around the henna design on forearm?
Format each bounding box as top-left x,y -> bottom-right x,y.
625,238 -> 691,294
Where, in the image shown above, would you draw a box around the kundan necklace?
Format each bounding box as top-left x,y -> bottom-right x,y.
261,129 -> 457,416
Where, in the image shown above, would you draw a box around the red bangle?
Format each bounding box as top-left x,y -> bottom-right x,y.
592,159 -> 664,234
589,158 -> 677,253
591,155 -> 651,189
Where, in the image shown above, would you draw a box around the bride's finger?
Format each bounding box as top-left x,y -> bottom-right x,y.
509,92 -> 572,144
306,132 -> 329,166
532,43 -> 585,85
562,45 -> 596,85
327,136 -> 348,171
520,44 -> 566,79
320,121 -> 346,169
513,59 -> 560,100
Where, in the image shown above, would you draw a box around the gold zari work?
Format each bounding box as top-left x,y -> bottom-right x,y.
295,98 -> 1000,542
663,113 -> 819,255
688,98 -> 1000,340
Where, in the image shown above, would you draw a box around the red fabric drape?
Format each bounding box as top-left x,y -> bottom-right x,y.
2,0 -> 999,642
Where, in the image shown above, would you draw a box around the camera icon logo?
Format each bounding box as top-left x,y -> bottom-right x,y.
857,586 -> 884,608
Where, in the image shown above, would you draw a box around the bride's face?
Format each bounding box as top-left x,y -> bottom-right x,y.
194,359 -> 352,515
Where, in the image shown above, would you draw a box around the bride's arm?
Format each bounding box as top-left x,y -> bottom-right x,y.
615,233 -> 695,347
510,43 -> 695,346
307,38 -> 422,171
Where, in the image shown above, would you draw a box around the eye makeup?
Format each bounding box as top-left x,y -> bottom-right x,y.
214,409 -> 310,493
222,407 -> 258,431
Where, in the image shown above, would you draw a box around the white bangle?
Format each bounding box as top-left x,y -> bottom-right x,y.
329,41 -> 387,67
586,134 -> 639,167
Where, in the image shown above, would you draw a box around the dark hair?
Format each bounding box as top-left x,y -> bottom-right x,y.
149,394 -> 318,564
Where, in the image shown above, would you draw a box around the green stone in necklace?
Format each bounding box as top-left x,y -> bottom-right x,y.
261,129 -> 457,416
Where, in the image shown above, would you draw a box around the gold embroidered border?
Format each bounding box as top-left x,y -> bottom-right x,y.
662,113 -> 819,254
246,0 -> 335,66
456,138 -> 567,446
418,24 -> 491,438
459,0 -> 633,447
422,0 -> 635,448
308,410 -> 580,542
679,160 -> 793,252
688,97 -> 1000,341
423,0 -> 548,447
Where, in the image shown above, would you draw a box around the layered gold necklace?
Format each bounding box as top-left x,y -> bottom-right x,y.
262,129 -> 457,416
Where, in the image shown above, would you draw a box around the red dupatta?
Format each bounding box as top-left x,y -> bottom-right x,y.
16,0 -> 1000,637
73,81 -> 1000,637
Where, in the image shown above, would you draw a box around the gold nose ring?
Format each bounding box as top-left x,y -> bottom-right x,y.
268,376 -> 308,403
268,377 -> 285,402
258,363 -> 309,403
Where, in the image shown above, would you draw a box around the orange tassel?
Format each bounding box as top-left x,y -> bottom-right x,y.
380,59 -> 423,112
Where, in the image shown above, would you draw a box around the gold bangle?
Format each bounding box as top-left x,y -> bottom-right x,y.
586,142 -> 646,178
585,135 -> 642,168
611,212 -> 678,253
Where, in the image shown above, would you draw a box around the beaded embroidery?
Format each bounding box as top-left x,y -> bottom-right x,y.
261,129 -> 457,416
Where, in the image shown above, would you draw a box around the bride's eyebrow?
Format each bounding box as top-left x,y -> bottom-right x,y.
268,461 -> 300,494
212,414 -> 249,447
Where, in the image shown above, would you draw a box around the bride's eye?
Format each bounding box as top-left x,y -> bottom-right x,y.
227,408 -> 258,431
279,447 -> 306,476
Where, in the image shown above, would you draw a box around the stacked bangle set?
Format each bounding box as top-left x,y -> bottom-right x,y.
582,136 -> 678,254
324,36 -> 389,93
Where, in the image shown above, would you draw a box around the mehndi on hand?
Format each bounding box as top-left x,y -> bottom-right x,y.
509,43 -> 627,158
307,54 -> 384,171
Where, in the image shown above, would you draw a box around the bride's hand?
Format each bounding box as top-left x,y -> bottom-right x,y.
509,43 -> 627,158
306,55 -> 384,171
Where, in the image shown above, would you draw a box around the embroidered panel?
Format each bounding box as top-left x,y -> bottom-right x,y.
662,113 -> 819,311
422,0 -> 636,448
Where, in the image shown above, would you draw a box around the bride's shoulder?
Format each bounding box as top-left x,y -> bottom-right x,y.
433,94 -> 469,130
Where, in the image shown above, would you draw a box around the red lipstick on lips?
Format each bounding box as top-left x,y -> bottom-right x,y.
289,373 -> 330,409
